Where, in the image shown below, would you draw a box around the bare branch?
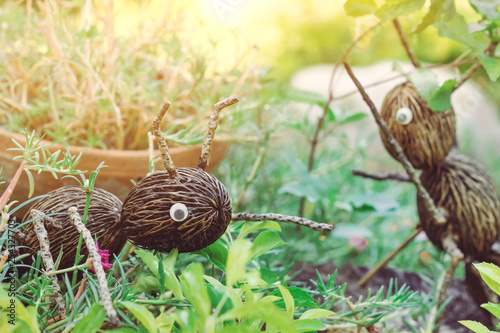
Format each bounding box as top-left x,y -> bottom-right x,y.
298,20 -> 383,217
393,19 -> 420,68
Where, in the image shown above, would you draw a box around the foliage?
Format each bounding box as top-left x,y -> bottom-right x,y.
1,0 -> 500,332
0,135 -> 424,332
460,263 -> 500,333
0,0 -> 263,150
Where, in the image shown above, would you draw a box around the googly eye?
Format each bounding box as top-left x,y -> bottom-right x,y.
395,107 -> 413,125
170,203 -> 188,222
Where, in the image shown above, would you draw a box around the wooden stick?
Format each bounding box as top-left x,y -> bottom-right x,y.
197,96 -> 239,171
232,213 -> 334,232
153,101 -> 179,181
68,207 -> 119,327
358,227 -> 422,286
351,169 -> 411,183
31,210 -> 66,319
343,62 -> 446,225
428,236 -> 463,333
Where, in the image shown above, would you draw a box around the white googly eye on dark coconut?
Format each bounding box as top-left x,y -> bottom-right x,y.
170,203 -> 188,222
395,107 -> 413,125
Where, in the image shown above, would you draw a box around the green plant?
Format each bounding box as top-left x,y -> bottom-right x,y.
0,0 -> 262,150
460,262 -> 500,333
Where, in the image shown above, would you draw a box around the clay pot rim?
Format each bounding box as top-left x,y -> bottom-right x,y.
0,126 -> 207,160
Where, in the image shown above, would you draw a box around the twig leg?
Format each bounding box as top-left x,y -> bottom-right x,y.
231,212 -> 334,232
68,207 -> 119,327
30,209 -> 66,319
358,227 -> 422,286
428,236 -> 463,333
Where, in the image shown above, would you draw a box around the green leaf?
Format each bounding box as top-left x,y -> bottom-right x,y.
226,239 -> 252,286
179,263 -> 211,318
271,286 -> 318,309
434,14 -> 488,50
158,256 -> 165,295
344,0 -> 378,17
278,284 -> 295,318
278,181 -> 323,202
407,68 -> 439,101
135,250 -> 159,276
339,112 -> 367,125
459,320 -> 491,333
294,319 -> 328,332
428,79 -> 456,111
238,221 -> 281,240
120,301 -> 158,333
0,287 -> 39,332
347,194 -> 399,213
481,302 -> 500,320
206,284 -> 233,315
249,231 -> 287,263
375,0 -> 425,21
479,54 -> 500,81
159,249 -> 183,299
299,309 -> 336,319
197,240 -> 228,272
73,303 -> 106,333
220,301 -> 297,333
287,89 -> 328,108
469,0 -> 500,21
414,0 -> 456,33
156,312 -> 175,333
475,262 -> 500,295
133,276 -> 160,292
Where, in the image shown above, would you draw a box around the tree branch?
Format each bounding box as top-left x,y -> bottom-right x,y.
393,19 -> 420,68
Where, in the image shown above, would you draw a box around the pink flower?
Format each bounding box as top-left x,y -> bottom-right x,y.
349,236 -> 368,251
91,242 -> 113,273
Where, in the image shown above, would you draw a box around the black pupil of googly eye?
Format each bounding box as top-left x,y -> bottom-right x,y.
398,114 -> 407,122
173,209 -> 186,221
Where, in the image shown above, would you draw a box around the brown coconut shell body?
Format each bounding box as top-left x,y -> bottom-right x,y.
18,186 -> 125,270
380,82 -> 456,170
120,167 -> 232,253
417,154 -> 500,257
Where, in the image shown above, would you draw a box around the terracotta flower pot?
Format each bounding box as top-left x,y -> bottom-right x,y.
0,127 -> 229,217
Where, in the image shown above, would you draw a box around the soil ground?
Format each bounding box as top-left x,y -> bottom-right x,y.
292,262 -> 491,333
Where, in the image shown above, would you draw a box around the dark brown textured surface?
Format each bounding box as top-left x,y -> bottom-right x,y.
418,154 -> 500,257
17,186 -> 125,270
380,82 -> 456,170
120,167 -> 232,253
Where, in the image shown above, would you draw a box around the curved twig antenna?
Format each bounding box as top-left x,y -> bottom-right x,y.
197,96 -> 240,171
153,101 -> 180,182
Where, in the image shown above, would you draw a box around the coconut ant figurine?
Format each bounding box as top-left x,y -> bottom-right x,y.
344,62 -> 500,330
17,186 -> 125,270
17,97 -> 333,272
120,96 -> 333,253
379,81 -> 456,170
